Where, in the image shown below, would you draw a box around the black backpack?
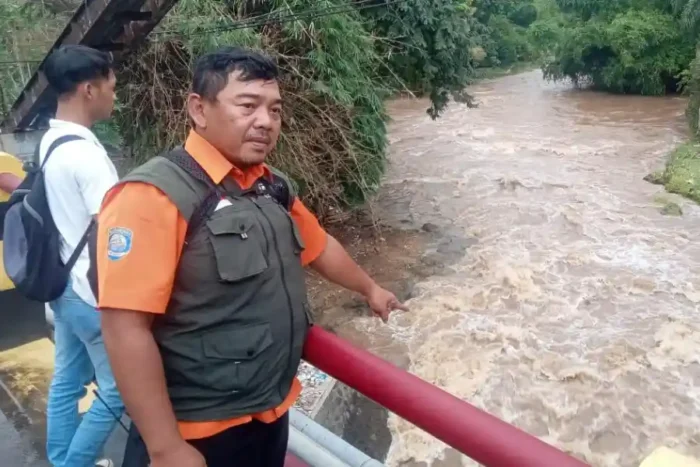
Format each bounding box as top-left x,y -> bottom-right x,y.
2,135 -> 93,302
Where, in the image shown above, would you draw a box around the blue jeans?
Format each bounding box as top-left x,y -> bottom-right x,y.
47,285 -> 124,467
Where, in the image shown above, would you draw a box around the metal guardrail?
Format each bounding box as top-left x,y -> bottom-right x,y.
302,326 -> 589,467
289,427 -> 351,467
289,408 -> 384,467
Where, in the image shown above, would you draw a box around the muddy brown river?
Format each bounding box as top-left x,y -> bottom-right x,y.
348,71 -> 700,466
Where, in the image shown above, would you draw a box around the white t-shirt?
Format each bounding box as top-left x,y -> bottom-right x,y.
40,119 -> 118,306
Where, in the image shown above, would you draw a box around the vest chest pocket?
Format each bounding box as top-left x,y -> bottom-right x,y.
201,323 -> 274,393
206,210 -> 268,282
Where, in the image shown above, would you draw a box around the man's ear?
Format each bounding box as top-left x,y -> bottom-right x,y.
82,81 -> 94,101
187,93 -> 207,129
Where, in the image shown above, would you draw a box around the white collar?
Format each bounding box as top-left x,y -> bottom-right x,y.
49,119 -> 102,147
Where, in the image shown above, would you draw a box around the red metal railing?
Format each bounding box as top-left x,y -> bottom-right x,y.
285,453 -> 309,467
303,326 -> 589,467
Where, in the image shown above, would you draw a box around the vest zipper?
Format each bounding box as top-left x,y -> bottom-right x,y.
256,200 -> 296,400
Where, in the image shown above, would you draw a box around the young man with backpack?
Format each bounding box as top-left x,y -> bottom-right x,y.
4,45 -> 123,467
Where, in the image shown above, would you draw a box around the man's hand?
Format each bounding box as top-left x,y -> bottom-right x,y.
365,284 -> 408,323
311,234 -> 409,322
0,172 -> 22,194
150,440 -> 207,467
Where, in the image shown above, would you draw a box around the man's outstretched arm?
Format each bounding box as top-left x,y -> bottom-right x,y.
310,234 -> 408,322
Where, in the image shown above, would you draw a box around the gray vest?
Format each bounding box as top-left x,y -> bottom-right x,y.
120,151 -> 312,422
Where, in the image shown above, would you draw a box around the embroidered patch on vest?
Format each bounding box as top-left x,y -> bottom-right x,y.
107,227 -> 133,261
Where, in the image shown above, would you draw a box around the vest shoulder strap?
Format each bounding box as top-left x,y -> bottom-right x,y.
121,152 -> 298,223
121,149 -> 209,223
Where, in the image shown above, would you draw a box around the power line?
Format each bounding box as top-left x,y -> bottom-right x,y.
0,59 -> 42,66
152,0 -> 384,35
0,0 -> 407,66
152,0 -> 380,26
152,0 -> 406,38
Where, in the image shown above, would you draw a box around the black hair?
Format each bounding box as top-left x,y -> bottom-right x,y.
192,47 -> 279,101
43,45 -> 114,96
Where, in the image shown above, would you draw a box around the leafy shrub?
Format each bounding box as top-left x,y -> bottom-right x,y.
681,48 -> 700,134
555,0 -> 614,21
115,0 -> 391,218
471,0 -> 541,68
509,3 -> 538,27
483,15 -> 534,67
544,9 -> 694,95
527,18 -> 562,56
360,0 -> 479,118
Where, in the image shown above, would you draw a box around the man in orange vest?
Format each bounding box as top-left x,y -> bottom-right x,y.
98,47 -> 407,467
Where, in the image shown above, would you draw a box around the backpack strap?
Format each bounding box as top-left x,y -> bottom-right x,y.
65,219 -> 95,272
40,135 -> 86,170
38,134 -> 90,273
10,134 -> 88,204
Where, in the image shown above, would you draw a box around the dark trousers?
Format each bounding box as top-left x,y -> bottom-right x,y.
122,413 -> 289,467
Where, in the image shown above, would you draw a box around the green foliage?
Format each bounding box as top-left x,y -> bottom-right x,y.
472,0 -> 541,67
671,1 -> 700,132
360,0 -> 479,119
522,0 -> 566,59
472,0 -> 522,23
527,18 -> 562,55
534,0 -> 564,19
682,48 -> 700,133
0,1 -> 72,118
672,0 -> 700,33
544,5 -> 695,95
509,3 -> 538,27
483,15 -> 535,67
555,0 -> 613,20
114,0 -> 391,216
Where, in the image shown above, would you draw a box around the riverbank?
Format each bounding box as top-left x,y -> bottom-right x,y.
646,141 -> 700,205
473,61 -> 539,81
